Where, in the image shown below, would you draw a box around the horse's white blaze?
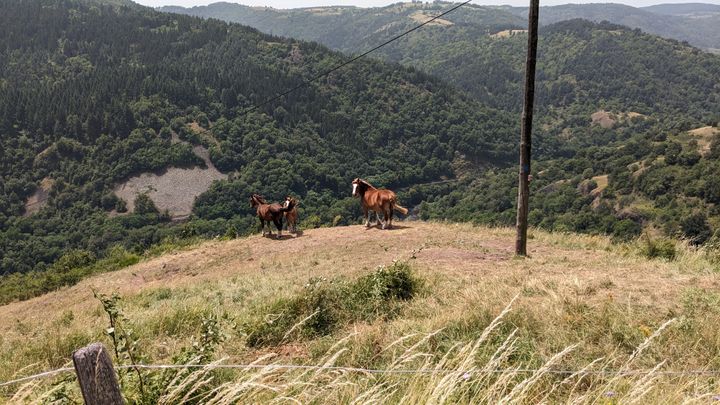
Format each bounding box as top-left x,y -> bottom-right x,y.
352,183 -> 358,196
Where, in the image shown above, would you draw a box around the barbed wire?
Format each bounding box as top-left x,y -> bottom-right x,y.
5,363 -> 720,389
0,367 -> 74,388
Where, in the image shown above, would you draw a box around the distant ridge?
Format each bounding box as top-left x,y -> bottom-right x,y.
643,3 -> 720,16
507,2 -> 720,51
161,2 -> 720,51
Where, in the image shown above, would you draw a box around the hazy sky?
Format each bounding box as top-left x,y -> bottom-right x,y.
138,0 -> 720,9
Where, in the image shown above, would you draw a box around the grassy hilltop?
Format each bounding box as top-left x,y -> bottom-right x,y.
3,221 -> 720,403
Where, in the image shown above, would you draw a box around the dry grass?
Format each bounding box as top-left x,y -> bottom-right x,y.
409,11 -> 453,26
590,175 -> 609,196
591,111 -> 647,130
490,29 -> 528,39
687,126 -> 719,156
2,222 -> 720,402
303,7 -> 344,15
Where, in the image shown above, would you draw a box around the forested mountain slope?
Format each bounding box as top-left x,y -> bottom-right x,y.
0,0 -> 516,274
161,2 -> 720,115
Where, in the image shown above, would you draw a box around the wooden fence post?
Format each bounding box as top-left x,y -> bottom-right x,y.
72,343 -> 124,405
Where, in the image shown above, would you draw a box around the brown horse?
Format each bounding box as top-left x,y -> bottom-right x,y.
351,178 -> 408,229
250,194 -> 296,238
283,196 -> 299,233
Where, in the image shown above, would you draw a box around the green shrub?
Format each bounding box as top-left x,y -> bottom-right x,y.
612,219 -> 642,242
51,250 -> 96,273
638,236 -> 676,260
348,262 -> 418,320
0,246 -> 139,306
134,193 -> 159,215
244,261 -> 422,347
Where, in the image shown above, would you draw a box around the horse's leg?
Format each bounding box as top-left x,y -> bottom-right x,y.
363,206 -> 371,227
382,204 -> 391,230
375,211 -> 383,227
388,204 -> 394,229
265,217 -> 273,236
274,217 -> 283,239
260,219 -> 266,236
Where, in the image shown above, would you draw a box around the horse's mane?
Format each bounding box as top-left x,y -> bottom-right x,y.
252,194 -> 267,204
359,179 -> 377,190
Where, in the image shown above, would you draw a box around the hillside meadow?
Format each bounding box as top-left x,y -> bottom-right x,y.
2,221 -> 720,403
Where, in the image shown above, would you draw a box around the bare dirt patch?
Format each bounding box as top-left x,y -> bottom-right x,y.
23,177 -> 54,216
591,110 -> 616,128
114,161 -> 225,219
688,126 -> 719,155
115,127 -> 226,219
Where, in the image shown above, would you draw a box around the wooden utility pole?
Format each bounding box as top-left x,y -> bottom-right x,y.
73,343 -> 124,405
515,0 -> 540,256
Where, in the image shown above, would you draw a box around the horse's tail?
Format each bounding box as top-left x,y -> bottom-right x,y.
391,196 -> 409,215
393,204 -> 409,215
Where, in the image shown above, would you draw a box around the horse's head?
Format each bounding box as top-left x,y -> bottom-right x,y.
352,178 -> 361,197
250,194 -> 265,207
352,178 -> 375,197
283,196 -> 297,209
